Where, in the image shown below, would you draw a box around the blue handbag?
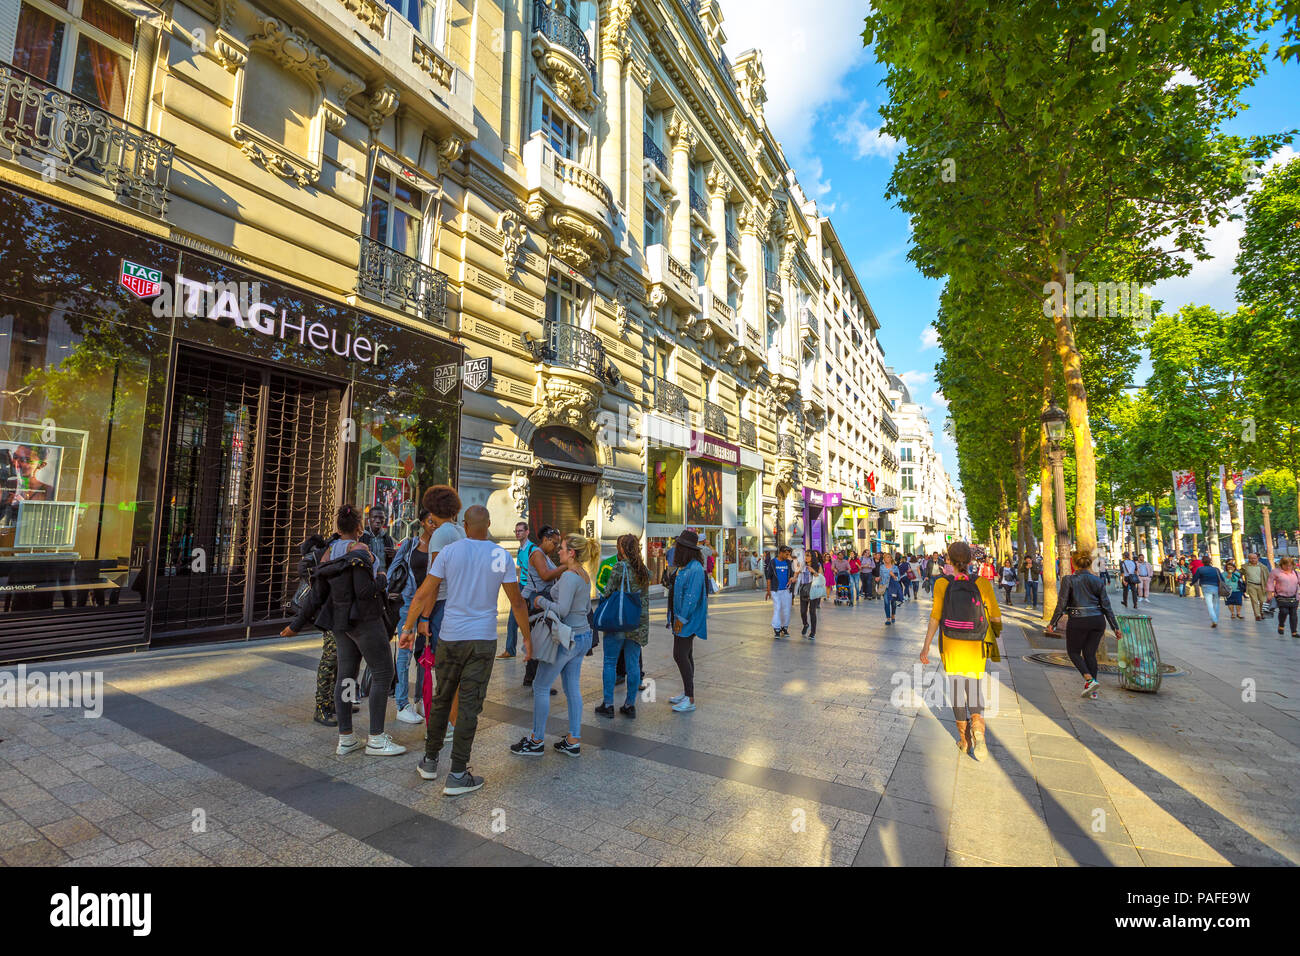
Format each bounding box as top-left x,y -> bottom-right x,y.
594,565 -> 641,632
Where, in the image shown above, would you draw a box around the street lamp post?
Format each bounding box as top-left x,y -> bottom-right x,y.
1257,487 -> 1275,567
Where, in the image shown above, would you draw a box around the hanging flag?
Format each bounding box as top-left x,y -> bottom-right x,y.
1172,470 -> 1202,534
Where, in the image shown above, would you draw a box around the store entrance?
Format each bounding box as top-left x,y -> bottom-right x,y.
529,474 -> 585,538
152,351 -> 343,639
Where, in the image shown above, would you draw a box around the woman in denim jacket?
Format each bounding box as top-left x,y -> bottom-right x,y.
669,530 -> 709,714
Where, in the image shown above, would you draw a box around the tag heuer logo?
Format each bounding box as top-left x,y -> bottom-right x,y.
120,260 -> 163,298
432,363 -> 459,395
463,357 -> 491,391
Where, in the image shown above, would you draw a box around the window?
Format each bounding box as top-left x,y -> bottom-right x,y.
541,100 -> 578,159
386,0 -> 447,48
644,202 -> 664,250
368,167 -> 425,258
655,343 -> 673,381
689,162 -> 705,200
546,270 -> 588,327
644,103 -> 659,143
13,0 -> 136,117
901,467 -> 914,491
900,445 -> 914,462
690,247 -> 708,288
903,498 -> 916,521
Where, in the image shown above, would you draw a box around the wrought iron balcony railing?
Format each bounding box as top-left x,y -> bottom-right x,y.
529,320 -> 611,381
881,409 -> 899,441
654,378 -> 688,420
689,187 -> 709,218
0,61 -> 174,218
738,419 -> 757,447
806,452 -> 821,471
533,0 -> 596,81
643,132 -> 668,175
725,230 -> 740,255
765,269 -> 781,293
703,400 -> 728,438
357,236 -> 450,327
777,434 -> 799,458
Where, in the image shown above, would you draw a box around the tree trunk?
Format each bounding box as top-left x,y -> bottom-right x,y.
1229,467 -> 1245,566
1039,342 -> 1058,624
1050,261 -> 1098,552
1205,466 -> 1221,567
1014,428 -> 1032,570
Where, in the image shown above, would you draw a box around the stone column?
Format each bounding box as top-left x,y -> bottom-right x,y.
667,116 -> 695,266
599,49 -> 624,206
708,168 -> 730,300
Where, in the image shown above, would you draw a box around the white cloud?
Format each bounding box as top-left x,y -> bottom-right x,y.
720,0 -> 870,158
920,325 -> 940,350
1149,144 -> 1297,315
800,155 -> 833,199
898,369 -> 929,390
930,389 -> 949,409
833,102 -> 901,160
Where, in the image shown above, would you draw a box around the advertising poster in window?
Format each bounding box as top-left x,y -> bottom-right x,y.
687,461 -> 721,526
370,475 -> 410,525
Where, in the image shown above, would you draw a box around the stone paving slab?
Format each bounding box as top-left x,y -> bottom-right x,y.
0,586 -> 1296,866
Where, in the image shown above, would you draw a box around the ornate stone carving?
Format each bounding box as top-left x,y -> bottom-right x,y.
612,289 -> 630,336
707,168 -> 731,199
412,34 -> 454,89
213,36 -> 247,72
547,210 -> 609,273
597,479 -> 617,519
682,311 -> 711,342
365,84 -> 399,133
538,374 -> 603,432
532,46 -> 595,112
439,136 -> 465,166
250,16 -> 331,86
601,0 -> 634,57
648,285 -> 667,309
232,126 -> 318,185
498,211 -> 529,273
667,116 -> 697,153
341,0 -> 388,35
510,469 -> 531,518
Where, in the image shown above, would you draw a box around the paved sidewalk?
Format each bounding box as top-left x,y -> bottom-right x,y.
0,585 -> 1296,866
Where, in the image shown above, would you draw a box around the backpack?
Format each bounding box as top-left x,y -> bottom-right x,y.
939,576 -> 988,643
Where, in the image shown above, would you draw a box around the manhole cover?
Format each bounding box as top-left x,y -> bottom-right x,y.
1022,652 -> 1183,676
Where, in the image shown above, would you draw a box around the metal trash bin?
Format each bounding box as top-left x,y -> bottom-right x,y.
1116,614 -> 1162,693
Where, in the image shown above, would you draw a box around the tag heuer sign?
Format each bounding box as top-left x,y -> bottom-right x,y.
120,260 -> 162,298
432,362 -> 459,395
462,357 -> 492,391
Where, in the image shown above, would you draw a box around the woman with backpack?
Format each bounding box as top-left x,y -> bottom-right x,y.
797,550 -> 827,640
1266,556 -> 1299,637
880,552 -> 904,625
919,541 -> 1003,760
282,505 -> 405,757
594,534 -> 650,719
1048,548 -> 1122,699
667,529 -> 709,712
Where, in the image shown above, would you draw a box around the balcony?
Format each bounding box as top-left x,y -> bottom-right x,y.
654,379 -> 689,420
532,1 -> 597,102
643,132 -> 668,175
738,419 -> 757,447
800,308 -> 819,340
725,230 -> 740,256
357,236 -> 450,328
703,400 -> 729,439
523,134 -> 625,269
646,243 -> 699,312
0,61 -> 174,219
698,287 -> 737,341
881,409 -> 899,441
882,448 -> 899,470
689,187 -> 710,219
528,320 -> 615,384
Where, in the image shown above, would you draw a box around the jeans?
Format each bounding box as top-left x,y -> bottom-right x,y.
531,630 -> 593,740
602,633 -> 641,707
863,574 -> 875,599
771,590 -> 793,630
909,578 -> 920,599
884,589 -> 900,620
424,639 -> 495,772
505,610 -> 519,655
1277,601 -> 1298,634
335,616 -> 393,737
399,599 -> 444,709
1203,590 -> 1220,624
1001,584 -> 1013,606
849,574 -> 859,604
1025,581 -> 1039,607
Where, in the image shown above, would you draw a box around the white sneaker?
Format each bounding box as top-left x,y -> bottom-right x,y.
669,693 -> 687,705
336,733 -> 365,756
365,732 -> 407,756
444,724 -> 456,744
396,705 -> 423,724
671,699 -> 696,713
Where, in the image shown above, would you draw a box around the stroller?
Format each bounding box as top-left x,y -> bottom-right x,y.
834,572 -> 852,605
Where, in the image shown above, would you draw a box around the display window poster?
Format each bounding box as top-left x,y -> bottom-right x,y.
370,474 -> 410,523
0,440 -> 63,502
686,461 -> 722,526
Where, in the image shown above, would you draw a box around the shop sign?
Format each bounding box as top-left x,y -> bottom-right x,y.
803,487 -> 842,508
856,507 -> 869,518
120,260 -> 162,298
462,357 -> 492,391
689,431 -> 739,466
534,466 -> 596,484
433,363 -> 459,395
153,272 -> 389,366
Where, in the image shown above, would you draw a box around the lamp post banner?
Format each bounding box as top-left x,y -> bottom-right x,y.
1173,470 -> 1202,534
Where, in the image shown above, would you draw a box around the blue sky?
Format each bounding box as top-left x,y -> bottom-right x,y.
721,2 -> 1300,489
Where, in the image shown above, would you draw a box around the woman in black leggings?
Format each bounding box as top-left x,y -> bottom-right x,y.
284,504 -> 405,757
1048,547 -> 1122,699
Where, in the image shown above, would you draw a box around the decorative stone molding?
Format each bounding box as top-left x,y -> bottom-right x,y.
597,479 -> 616,519
231,127 -> 318,185
537,371 -> 604,434
412,34 -> 454,90
546,209 -> 609,273
667,116 -> 697,153
707,168 -> 731,199
682,310 -> 711,342
213,36 -> 247,72
532,40 -> 595,112
600,0 -> 634,59
250,16 -> 330,85
365,84 -> 399,133
612,289 -> 631,336
498,211 -> 529,273
341,0 -> 388,35
510,469 -> 531,518
648,285 -> 667,309
628,56 -> 653,90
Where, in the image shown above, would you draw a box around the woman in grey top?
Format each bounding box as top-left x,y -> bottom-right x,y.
510,534 -> 599,757
521,526 -> 564,688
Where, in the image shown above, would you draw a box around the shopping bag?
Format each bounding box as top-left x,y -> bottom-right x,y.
419,644 -> 435,722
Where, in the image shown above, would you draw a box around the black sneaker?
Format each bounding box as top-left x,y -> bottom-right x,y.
773,629 -> 782,639
808,632 -> 816,641
313,709 -> 338,727
510,736 -> 544,756
801,624 -> 809,636
619,705 -> 637,719
594,703 -> 616,718
780,627 -> 790,637
443,768 -> 484,796
416,755 -> 439,780
554,737 -> 581,757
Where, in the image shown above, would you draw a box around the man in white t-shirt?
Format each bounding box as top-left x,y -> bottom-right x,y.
400,505 -> 531,796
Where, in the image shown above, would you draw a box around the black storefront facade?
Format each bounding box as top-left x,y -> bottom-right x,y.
0,185 -> 462,663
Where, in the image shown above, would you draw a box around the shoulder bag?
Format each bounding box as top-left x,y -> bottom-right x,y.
594,564 -> 641,632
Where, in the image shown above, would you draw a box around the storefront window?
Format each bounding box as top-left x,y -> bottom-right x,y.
687,460 -> 722,526
0,307 -> 165,620
646,535 -> 669,588
737,469 -> 757,527
647,447 -> 683,524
